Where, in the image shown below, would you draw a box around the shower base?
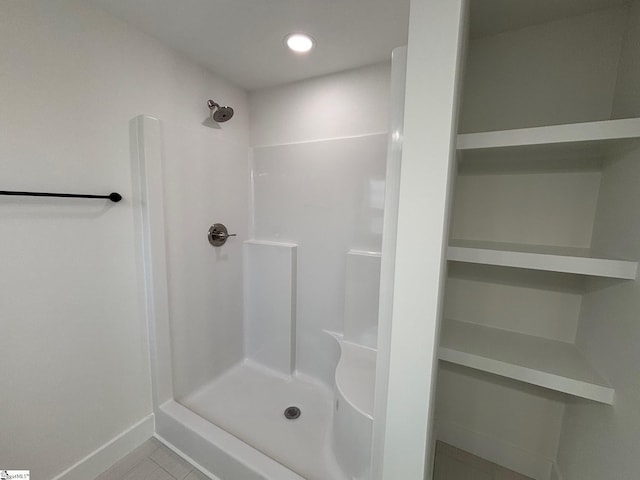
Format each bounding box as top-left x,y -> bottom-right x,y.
179,360 -> 348,480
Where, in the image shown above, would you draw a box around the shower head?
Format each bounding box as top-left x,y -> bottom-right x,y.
207,99 -> 234,122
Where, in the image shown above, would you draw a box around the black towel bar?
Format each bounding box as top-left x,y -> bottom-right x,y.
0,190 -> 122,202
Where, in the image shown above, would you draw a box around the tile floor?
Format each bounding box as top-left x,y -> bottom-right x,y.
433,441 -> 533,480
95,438 -> 210,480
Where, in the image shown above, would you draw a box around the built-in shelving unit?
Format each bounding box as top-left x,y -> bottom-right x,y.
447,240 -> 638,279
441,118 -> 640,407
438,320 -> 615,405
435,5 -> 640,477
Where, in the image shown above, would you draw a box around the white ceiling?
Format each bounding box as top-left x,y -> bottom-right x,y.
89,0 -> 630,91
89,0 -> 410,91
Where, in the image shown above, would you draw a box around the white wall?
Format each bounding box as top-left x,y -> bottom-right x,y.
450,170 -> 601,248
0,2 -> 247,479
612,0 -> 640,119
459,6 -> 628,133
436,363 -> 565,478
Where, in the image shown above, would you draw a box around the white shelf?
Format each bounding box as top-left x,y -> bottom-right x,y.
447,240 -> 638,279
439,320 -> 615,405
457,118 -> 640,151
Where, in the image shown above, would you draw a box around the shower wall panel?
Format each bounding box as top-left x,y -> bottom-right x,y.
249,62 -> 391,147
161,121 -> 250,399
244,240 -> 297,375
251,134 -> 387,384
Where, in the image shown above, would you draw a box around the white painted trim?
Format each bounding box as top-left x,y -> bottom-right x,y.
378,1 -> 467,478
51,414 -> 154,480
436,418 -> 553,480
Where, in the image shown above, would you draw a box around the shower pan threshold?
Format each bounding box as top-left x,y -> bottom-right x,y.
179,359 -> 349,480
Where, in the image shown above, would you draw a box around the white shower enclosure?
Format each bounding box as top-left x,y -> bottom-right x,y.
129,47 -> 413,479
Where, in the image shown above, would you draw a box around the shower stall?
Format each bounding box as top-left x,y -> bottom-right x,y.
130,50 -> 408,480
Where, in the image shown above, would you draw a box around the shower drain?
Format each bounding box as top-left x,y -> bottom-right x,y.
284,406 -> 301,420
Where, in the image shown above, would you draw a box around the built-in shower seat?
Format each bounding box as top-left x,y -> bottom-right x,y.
332,338 -> 376,479
329,249 -> 381,479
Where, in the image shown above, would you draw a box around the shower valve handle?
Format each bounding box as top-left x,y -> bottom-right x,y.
208,223 -> 236,247
215,232 -> 236,238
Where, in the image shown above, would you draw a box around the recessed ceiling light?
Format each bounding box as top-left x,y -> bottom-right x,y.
285,33 -> 314,53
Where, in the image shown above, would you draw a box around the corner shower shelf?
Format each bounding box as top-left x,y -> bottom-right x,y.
447,240 -> 638,279
438,319 -> 615,404
457,117 -> 640,152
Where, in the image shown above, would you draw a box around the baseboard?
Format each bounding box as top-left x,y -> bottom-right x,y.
51,414 -> 155,480
435,418 -> 553,480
